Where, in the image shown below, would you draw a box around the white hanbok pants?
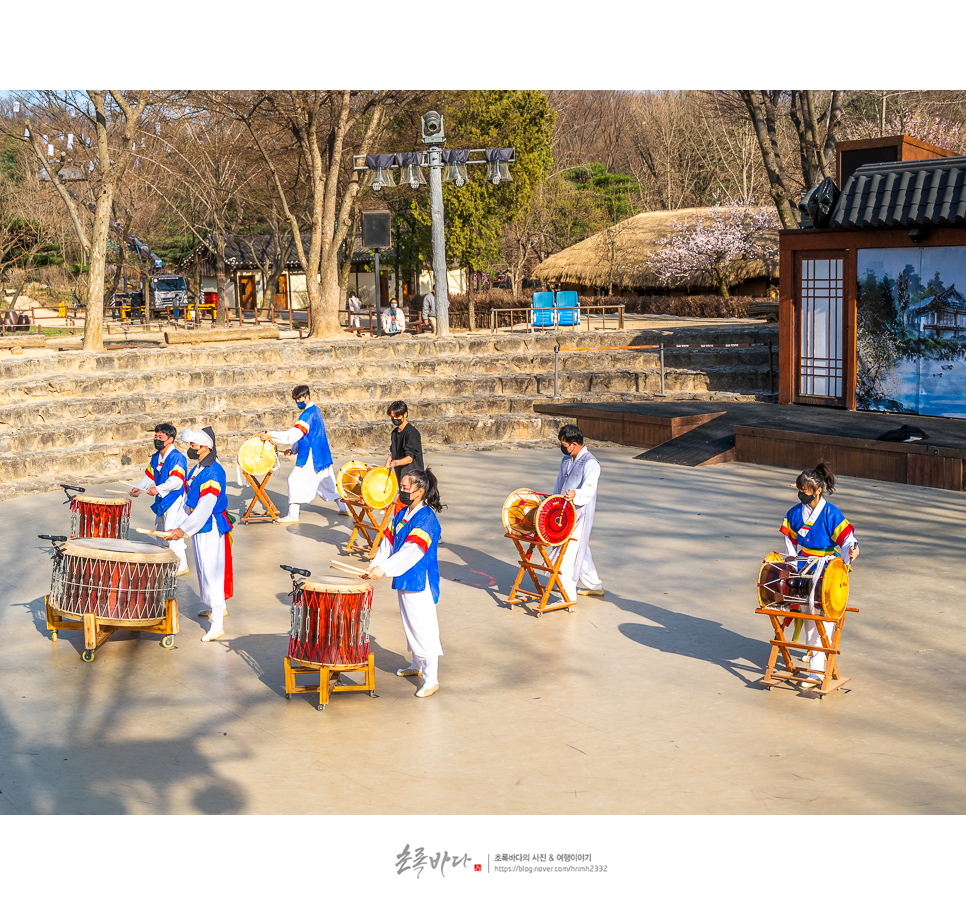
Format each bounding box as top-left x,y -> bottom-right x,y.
286,461 -> 347,516
398,585 -> 442,686
804,618 -> 836,674
192,527 -> 226,629
552,520 -> 603,601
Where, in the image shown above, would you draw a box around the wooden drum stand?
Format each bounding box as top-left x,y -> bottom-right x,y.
755,551 -> 859,697
237,436 -> 282,523
336,462 -> 399,560
503,488 -> 577,615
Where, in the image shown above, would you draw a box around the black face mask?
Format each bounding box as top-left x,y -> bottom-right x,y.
798,491 -> 817,505
153,439 -> 166,451
392,418 -> 403,427
187,447 -> 200,461
398,490 -> 414,505
560,444 -> 571,456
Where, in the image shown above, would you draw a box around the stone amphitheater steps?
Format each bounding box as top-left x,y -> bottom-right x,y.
0,325 -> 777,499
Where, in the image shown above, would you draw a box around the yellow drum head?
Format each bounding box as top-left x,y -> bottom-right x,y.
336,461 -> 369,501
821,557 -> 850,620
362,466 -> 398,510
238,436 -> 277,475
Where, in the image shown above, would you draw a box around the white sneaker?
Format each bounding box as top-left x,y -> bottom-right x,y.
277,514 -> 300,523
415,683 -> 439,698
201,628 -> 225,642
396,666 -> 421,678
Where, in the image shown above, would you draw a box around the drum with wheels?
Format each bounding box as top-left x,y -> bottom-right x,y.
44,537 -> 180,659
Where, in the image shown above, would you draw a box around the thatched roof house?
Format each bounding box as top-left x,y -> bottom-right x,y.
533,206 -> 780,296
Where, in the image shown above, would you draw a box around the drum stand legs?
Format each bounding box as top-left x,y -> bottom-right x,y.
755,604 -> 859,697
284,652 -> 377,711
505,533 -> 576,615
241,469 -> 281,523
341,502 -> 393,560
46,597 -> 180,662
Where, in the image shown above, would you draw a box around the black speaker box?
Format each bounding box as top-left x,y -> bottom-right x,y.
363,212 -> 391,249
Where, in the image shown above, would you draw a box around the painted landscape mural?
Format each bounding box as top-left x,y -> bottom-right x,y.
857,246 -> 966,418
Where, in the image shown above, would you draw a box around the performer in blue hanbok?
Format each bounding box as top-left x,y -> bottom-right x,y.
168,427 -> 233,642
130,422 -> 188,574
779,462 -> 859,683
364,468 -> 444,698
263,384 -> 348,522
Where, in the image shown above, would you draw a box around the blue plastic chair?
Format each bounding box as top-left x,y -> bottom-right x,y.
532,291 -> 555,329
556,290 -> 580,329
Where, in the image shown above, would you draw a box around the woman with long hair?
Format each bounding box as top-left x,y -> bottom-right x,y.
779,461 -> 859,683
364,468 -> 445,697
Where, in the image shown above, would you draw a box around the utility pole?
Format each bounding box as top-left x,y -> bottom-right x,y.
422,111 -> 449,336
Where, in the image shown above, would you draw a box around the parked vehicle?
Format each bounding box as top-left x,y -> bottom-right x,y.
149,274 -> 191,317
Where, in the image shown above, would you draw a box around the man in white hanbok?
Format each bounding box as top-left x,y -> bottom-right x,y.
552,424 -> 604,601
262,384 -> 348,522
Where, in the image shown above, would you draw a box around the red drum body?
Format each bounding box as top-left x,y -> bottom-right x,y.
49,538 -> 179,623
71,496 -> 131,539
290,577 -> 373,667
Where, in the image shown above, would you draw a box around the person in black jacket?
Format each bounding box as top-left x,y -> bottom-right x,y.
386,400 -> 424,483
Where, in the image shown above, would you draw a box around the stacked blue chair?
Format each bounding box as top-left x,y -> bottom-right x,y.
555,290 -> 580,329
532,290 -> 555,329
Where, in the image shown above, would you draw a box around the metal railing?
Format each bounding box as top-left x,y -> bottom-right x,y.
553,340 -> 776,398
489,303 -> 625,332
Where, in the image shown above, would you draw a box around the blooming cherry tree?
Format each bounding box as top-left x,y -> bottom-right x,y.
646,205 -> 778,298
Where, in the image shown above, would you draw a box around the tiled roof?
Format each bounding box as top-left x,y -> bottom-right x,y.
829,156 -> 966,229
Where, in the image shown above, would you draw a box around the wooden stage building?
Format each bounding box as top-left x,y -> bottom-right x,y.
534,400 -> 966,491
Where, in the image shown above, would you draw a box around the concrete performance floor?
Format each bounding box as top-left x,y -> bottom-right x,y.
1,445 -> 964,815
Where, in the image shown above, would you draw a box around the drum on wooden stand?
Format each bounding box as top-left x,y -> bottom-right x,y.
290,577 -> 373,666
70,496 -> 131,539
283,570 -> 377,710
757,551 -> 850,621
336,461 -> 398,509
45,537 -> 180,660
754,551 -> 857,696
237,435 -> 281,523
337,462 -> 400,559
501,488 -> 576,546
502,488 -> 578,615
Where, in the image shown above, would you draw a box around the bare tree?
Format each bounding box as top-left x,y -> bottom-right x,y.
17,91 -> 154,349
139,105 -> 262,326
734,90 -> 843,228
229,90 -> 415,337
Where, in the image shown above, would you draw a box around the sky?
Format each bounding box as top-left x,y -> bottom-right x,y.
3,2 -> 961,91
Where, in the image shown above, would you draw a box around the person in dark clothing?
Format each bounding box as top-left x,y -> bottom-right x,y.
386,400 -> 424,482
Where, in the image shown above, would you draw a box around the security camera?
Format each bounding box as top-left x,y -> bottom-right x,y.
421,110 -> 445,145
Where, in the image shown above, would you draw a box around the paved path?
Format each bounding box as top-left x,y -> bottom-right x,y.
1,445 -> 962,817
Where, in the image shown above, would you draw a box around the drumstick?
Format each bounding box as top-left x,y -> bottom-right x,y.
136,526 -> 171,539
330,558 -> 367,577
330,562 -> 367,579
106,489 -> 135,494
